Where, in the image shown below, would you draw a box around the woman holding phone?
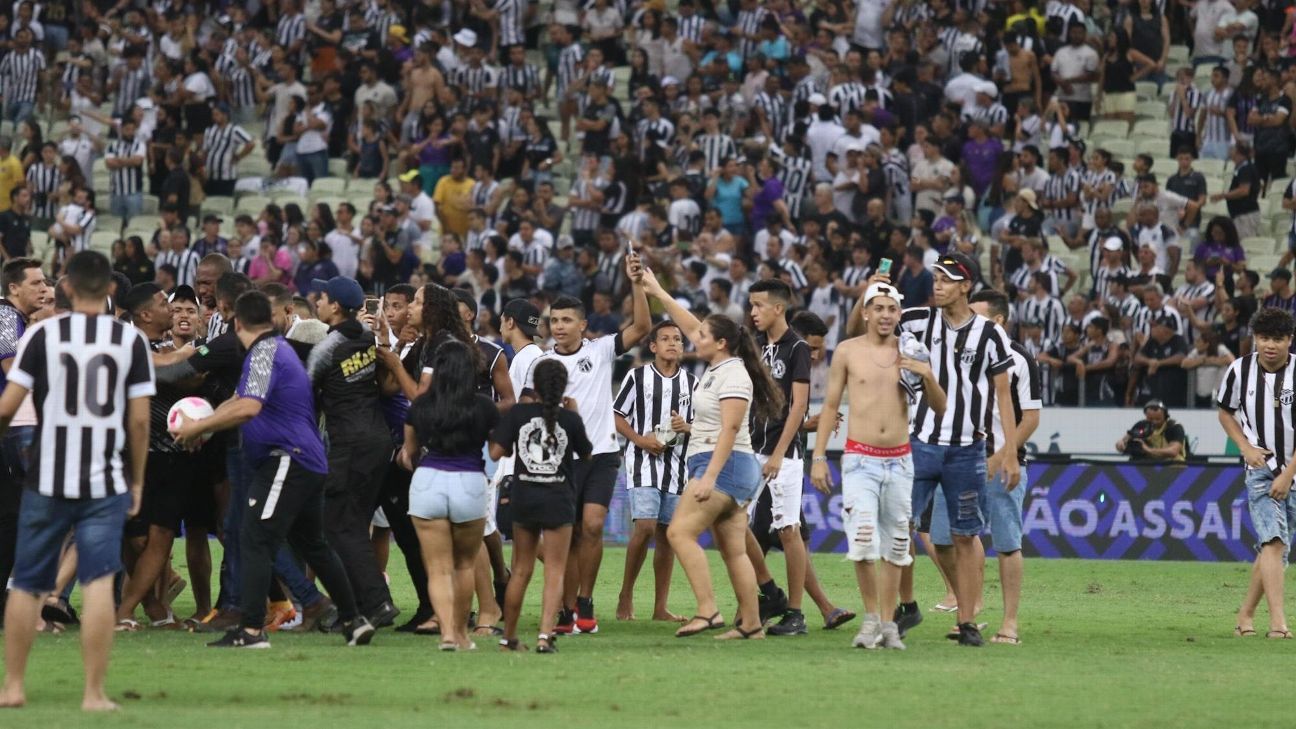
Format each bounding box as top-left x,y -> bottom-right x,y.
638,268 -> 785,640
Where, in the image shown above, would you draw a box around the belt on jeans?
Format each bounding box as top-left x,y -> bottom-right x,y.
844,440 -> 911,458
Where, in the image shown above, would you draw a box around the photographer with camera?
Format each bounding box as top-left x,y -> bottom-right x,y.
1116,400 -> 1187,463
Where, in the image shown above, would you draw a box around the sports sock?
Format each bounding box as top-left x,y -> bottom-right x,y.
759,580 -> 779,599
576,597 -> 594,619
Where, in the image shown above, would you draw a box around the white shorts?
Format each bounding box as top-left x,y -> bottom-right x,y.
840,452 -> 914,566
751,455 -> 804,531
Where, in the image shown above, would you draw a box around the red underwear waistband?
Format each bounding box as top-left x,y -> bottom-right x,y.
844,440 -> 912,457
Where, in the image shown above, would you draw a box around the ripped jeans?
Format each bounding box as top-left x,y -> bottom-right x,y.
910,440 -> 987,538
840,453 -> 914,565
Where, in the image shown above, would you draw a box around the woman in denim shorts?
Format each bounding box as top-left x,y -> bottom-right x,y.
640,270 -> 786,640
400,340 -> 500,652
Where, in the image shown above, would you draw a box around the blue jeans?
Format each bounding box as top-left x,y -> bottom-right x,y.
12,491 -> 131,592
0,426 -> 34,591
840,452 -> 914,565
930,468 -> 1026,552
297,150 -> 328,183
911,440 -> 987,538
1246,466 -> 1296,557
110,192 -> 142,223
3,100 -> 33,126
686,451 -> 761,505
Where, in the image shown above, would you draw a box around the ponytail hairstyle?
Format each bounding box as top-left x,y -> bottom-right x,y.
703,314 -> 784,421
532,358 -> 568,439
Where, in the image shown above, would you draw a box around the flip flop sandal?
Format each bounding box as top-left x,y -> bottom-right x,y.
536,633 -> 558,654
990,633 -> 1022,645
1266,629 -> 1293,639
716,625 -> 764,640
499,638 -> 528,652
932,602 -> 958,613
946,622 -> 989,640
414,622 -> 442,636
438,640 -> 458,652
41,600 -> 78,625
1234,626 -> 1258,637
151,612 -> 184,630
472,624 -> 504,637
115,619 -> 141,633
823,608 -> 857,630
676,612 -> 725,638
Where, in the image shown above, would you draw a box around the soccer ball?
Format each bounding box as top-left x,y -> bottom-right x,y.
167,396 -> 215,444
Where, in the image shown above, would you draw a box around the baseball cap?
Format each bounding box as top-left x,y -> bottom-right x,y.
379,204 -> 398,215
135,97 -> 156,111
864,281 -> 904,307
933,252 -> 980,283
555,234 -> 574,249
398,169 -> 421,183
502,299 -> 540,337
1270,267 -> 1293,280
310,276 -> 365,310
808,92 -> 828,105
169,284 -> 199,305
453,28 -> 477,47
1018,188 -> 1040,210
1102,236 -> 1124,252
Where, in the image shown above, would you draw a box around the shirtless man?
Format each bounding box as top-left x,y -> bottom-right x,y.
810,282 -> 946,650
399,44 -> 448,122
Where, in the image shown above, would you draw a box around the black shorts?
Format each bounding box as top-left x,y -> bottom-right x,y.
511,480 -> 576,531
138,451 -> 188,534
1257,152 -> 1288,183
570,452 -> 620,510
182,447 -> 220,533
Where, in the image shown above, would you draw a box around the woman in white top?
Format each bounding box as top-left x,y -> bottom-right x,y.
180,55 -> 216,132
639,268 -> 785,640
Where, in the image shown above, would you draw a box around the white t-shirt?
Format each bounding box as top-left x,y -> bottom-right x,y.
324,227 -> 361,279
1051,44 -> 1099,102
525,334 -> 621,455
297,104 -> 332,155
686,357 -> 753,459
494,341 -> 547,482
183,72 -> 216,101
410,192 -> 436,245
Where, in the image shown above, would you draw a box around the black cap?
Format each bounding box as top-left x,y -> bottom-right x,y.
1269,267 -> 1293,280
932,252 -> 980,284
452,287 -> 478,316
502,299 -> 540,337
169,284 -> 198,305
1153,314 -> 1179,329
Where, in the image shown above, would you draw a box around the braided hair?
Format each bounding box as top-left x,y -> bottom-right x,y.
532,358 -> 568,438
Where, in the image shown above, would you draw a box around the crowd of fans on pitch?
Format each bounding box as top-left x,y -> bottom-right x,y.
1,0 -> 1294,416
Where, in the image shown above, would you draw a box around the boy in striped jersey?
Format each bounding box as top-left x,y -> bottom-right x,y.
613,320 -> 696,622
1217,307 -> 1296,639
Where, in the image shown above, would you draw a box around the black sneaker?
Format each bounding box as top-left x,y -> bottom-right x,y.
758,587 -> 789,625
554,608 -> 576,635
957,622 -> 984,647
343,616 -> 376,646
207,628 -> 271,649
766,610 -> 808,636
894,602 -> 923,639
368,601 -> 401,629
395,610 -> 433,634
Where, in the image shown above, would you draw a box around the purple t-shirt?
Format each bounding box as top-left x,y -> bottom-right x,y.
961,138 -> 1003,199
751,176 -> 785,227
237,333 -> 328,474
1193,241 -> 1244,279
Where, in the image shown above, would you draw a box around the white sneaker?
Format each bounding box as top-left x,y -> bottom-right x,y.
852,616 -> 881,649
880,621 -> 907,650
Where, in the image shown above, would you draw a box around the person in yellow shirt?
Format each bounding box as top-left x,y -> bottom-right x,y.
0,137 -> 24,214
432,157 -> 475,239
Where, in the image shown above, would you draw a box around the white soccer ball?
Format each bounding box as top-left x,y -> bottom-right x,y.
167,396 -> 215,444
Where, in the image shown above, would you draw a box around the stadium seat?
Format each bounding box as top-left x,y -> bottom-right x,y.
1101,139 -> 1134,159
1134,101 -> 1163,119
316,196 -> 348,211
311,178 -> 346,196
98,215 -> 123,234
203,196 -> 235,216
1089,120 -> 1127,140
273,195 -> 309,211
1151,158 -> 1178,177
1132,120 -> 1169,139
1112,197 -> 1134,218
1136,137 -> 1168,157
141,194 -> 159,214
1168,45 -> 1189,65
1135,81 -> 1160,100
1193,64 -> 1214,87
240,157 -> 273,178
1201,199 -> 1229,219
129,214 -> 161,231
1242,237 -> 1277,257
553,177 -> 571,196
90,231 -> 118,254
327,158 -> 348,177
236,195 -> 271,214
30,231 -> 49,267
1195,158 -> 1225,177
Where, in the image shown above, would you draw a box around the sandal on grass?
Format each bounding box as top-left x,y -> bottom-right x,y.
946,622 -> 989,640
1234,626 -> 1257,637
1266,629 -> 1293,639
823,608 -> 856,630
413,620 -> 442,636
42,599 -> 78,625
715,625 -> 764,640
472,624 -> 504,637
990,633 -> 1021,645
499,638 -> 528,652
536,633 -> 558,654
931,602 -> 958,613
115,618 -> 140,632
675,612 -> 724,638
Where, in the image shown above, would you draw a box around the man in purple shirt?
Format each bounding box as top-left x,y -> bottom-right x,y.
175,290 -> 375,649
960,119 -> 1003,201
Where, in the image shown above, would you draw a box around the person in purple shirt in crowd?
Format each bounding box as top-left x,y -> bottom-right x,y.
174,290 -> 376,650
398,338 -> 499,652
1193,216 -> 1246,290
961,119 -> 1003,201
749,156 -> 788,228
931,192 -> 964,252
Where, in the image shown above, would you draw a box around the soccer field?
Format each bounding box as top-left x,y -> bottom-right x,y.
7,546 -> 1290,728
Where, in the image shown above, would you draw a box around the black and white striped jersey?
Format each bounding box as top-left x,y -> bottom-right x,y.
1092,265 -> 1136,303
751,328 -> 811,459
1174,280 -> 1216,342
983,341 -> 1042,463
1133,304 -> 1185,339
556,43 -> 584,97
451,64 -> 500,97
106,137 -> 146,196
1201,86 -> 1233,145
570,176 -> 607,232
734,7 -> 767,59
113,65 -> 152,117
677,14 -> 706,42
502,62 -> 541,98
202,123 -> 252,181
157,247 -> 200,287
695,133 -> 737,174
226,63 -> 257,110
829,81 -> 869,115
363,4 -> 397,44
770,147 -> 813,221
493,0 -> 525,46
275,12 -> 306,56
614,364 -> 697,495
1043,169 -> 1081,224
25,161 -> 60,219
1170,85 -> 1201,135
1017,294 -> 1067,343
1217,353 -> 1296,472
0,47 -> 44,103
900,307 -> 1015,446
8,313 -> 156,499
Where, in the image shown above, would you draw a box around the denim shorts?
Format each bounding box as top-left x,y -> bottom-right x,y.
840,453 -> 914,565
911,440 -> 987,538
930,468 -> 1027,552
629,486 -> 680,524
686,451 -> 761,506
408,467 -> 487,524
1245,466 -> 1296,550
12,490 -> 131,593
